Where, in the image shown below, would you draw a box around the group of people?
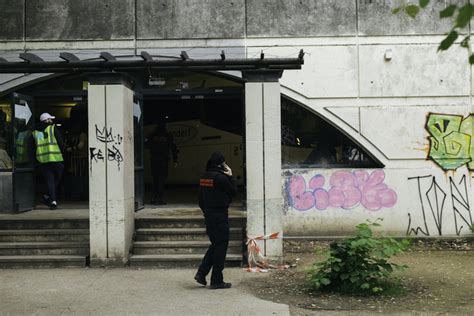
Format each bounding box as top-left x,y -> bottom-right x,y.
30,112 -> 238,289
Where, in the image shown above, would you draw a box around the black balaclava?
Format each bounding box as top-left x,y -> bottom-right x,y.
206,151 -> 225,170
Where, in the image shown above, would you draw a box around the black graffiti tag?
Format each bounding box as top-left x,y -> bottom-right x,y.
90,125 -> 125,171
407,175 -> 472,236
107,145 -> 124,171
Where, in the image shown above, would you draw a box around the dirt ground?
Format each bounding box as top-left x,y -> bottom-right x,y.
242,239 -> 474,315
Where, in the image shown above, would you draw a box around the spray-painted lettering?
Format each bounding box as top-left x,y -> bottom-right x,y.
427,113 -> 473,171
286,170 -> 397,212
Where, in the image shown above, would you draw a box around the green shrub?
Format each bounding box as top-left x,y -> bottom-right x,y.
308,219 -> 410,294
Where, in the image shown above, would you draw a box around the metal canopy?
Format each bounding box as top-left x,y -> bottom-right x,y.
0,50 -> 304,73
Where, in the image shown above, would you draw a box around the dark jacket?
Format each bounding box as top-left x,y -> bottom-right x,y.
35,122 -> 65,152
146,130 -> 178,164
198,166 -> 237,212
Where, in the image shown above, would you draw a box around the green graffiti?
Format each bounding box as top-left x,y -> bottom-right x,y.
426,113 -> 473,171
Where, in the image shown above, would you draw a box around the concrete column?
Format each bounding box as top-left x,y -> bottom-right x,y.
88,75 -> 135,266
244,71 -> 283,259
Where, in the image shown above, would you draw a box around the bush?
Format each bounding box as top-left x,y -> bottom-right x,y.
308,219 -> 410,294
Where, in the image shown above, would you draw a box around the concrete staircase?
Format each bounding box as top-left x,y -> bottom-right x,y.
129,214 -> 245,267
0,219 -> 89,268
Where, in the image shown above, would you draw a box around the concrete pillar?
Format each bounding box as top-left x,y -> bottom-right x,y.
88,75 -> 135,266
244,70 -> 283,259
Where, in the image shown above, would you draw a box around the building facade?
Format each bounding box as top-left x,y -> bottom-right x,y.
0,0 -> 473,263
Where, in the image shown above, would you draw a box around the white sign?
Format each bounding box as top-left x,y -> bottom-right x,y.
133,100 -> 141,122
14,102 -> 32,124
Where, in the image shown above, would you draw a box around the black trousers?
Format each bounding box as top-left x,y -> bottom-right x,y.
40,162 -> 64,202
151,161 -> 168,201
198,211 -> 230,285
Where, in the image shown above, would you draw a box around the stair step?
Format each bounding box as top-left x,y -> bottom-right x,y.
0,219 -> 89,230
129,253 -> 242,268
135,227 -> 242,241
0,229 -> 89,242
132,240 -> 243,255
0,255 -> 87,268
0,242 -> 90,256
135,217 -> 244,229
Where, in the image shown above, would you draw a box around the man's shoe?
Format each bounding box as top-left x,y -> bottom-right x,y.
209,282 -> 232,289
50,202 -> 57,210
194,273 -> 207,286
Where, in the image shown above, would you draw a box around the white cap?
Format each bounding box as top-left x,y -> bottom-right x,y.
39,113 -> 55,122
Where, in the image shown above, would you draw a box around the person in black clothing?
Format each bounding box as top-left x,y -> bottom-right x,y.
146,121 -> 178,205
194,151 -> 237,289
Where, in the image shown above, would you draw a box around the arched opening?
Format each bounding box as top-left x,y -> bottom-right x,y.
281,96 -> 383,169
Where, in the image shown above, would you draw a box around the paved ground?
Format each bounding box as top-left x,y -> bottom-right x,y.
0,267 -> 289,316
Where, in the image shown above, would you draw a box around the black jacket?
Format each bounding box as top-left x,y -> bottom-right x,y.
146,131 -> 178,164
198,166 -> 237,212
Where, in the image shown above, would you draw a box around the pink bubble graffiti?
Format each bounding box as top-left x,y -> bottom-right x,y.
287,170 -> 397,212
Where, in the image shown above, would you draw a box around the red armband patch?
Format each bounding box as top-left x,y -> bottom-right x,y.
199,178 -> 214,187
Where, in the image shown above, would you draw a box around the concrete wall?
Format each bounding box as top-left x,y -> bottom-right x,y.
0,0 -> 472,237
283,167 -> 473,237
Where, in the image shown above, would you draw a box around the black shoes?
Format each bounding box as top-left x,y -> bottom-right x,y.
50,202 -> 57,210
194,272 -> 207,286
209,282 -> 232,290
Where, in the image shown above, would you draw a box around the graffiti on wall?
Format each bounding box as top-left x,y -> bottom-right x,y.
89,124 -> 124,171
407,174 -> 473,236
286,170 -> 397,212
426,113 -> 473,171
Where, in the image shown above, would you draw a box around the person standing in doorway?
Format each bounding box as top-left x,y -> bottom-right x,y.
146,119 -> 178,205
195,152 -> 237,289
33,113 -> 65,210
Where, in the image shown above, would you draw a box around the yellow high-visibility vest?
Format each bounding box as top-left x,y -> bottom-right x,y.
32,125 -> 63,163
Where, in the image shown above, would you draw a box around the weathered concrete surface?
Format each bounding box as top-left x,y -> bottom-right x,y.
0,268 -> 289,315
359,104 -> 470,159
282,167 -> 473,237
137,0 -> 245,39
25,0 -> 134,40
0,0 -> 24,40
248,46 -> 358,98
246,0 -> 356,37
359,44 -> 470,97
358,0 -> 465,36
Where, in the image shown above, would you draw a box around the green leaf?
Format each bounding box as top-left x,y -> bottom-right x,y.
405,5 -> 420,18
360,283 -> 370,290
419,0 -> 430,8
469,54 -> 474,64
440,4 -> 457,18
372,287 -> 383,293
438,31 -> 458,51
349,276 -> 359,283
392,7 -> 402,14
455,4 -> 473,28
320,278 -> 331,285
460,36 -> 470,48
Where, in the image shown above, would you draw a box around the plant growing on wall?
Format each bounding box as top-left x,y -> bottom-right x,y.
393,0 -> 474,63
308,219 -> 410,294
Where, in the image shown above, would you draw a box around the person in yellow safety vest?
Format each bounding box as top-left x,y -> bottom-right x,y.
32,113 -> 65,210
15,126 -> 32,166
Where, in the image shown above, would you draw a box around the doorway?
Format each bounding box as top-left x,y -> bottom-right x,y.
140,71 -> 246,207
